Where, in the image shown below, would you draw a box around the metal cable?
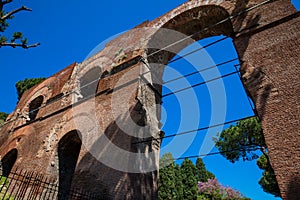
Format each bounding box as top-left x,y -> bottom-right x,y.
163,71 -> 239,98
163,58 -> 239,84
133,115 -> 256,144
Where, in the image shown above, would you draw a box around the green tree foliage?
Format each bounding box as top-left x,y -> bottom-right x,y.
0,0 -> 40,48
158,153 -> 184,200
0,111 -> 8,125
214,116 -> 281,197
257,155 -> 281,197
158,153 -> 177,200
15,78 -> 46,101
195,158 -> 215,182
0,177 -> 14,199
174,164 -> 184,199
159,153 -> 248,200
214,117 -> 264,162
180,158 -> 198,200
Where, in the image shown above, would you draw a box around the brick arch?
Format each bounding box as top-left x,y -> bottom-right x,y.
28,95 -> 44,121
69,62 -> 103,103
0,1 -> 298,199
57,130 -> 82,199
139,0 -> 300,199
17,77 -> 54,109
145,4 -> 235,91
143,3 -> 240,136
78,67 -> 102,98
0,125 -> 35,155
142,5 -> 238,165
0,125 -> 41,171
48,107 -> 101,175
1,148 -> 18,177
8,82 -> 51,126
152,4 -> 233,40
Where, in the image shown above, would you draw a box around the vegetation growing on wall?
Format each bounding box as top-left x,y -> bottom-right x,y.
15,78 -> 46,101
0,111 -> 8,125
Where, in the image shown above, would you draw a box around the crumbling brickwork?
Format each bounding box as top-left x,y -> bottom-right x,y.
0,0 -> 299,199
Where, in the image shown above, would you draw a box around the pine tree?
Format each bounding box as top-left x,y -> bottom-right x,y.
181,158 -> 197,200
158,153 -> 177,200
214,116 -> 281,197
257,154 -> 281,197
174,164 -> 184,199
195,158 -> 215,183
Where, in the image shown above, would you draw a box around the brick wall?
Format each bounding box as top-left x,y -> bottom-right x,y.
0,0 -> 299,199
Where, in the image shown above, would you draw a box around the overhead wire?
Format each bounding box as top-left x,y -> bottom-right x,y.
163,58 -> 239,84
140,36 -> 232,79
132,115 -> 256,144
140,0 -> 275,99
163,71 -> 239,98
167,36 -> 230,64
140,62 -> 241,98
172,147 -> 261,161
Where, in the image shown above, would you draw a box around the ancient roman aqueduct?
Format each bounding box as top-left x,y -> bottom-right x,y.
0,0 -> 299,199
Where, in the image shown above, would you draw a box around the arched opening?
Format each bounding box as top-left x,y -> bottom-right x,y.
1,149 -> 18,177
79,67 -> 101,98
58,130 -> 82,200
144,4 -> 278,200
158,35 -> 267,199
28,95 -> 44,121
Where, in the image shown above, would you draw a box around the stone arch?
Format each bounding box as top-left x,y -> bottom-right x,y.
147,5 -> 233,65
144,5 -> 236,115
1,148 -> 18,177
57,130 -> 82,199
79,67 -> 102,99
28,95 -> 44,121
143,4 -> 239,131
8,83 -> 52,127
139,0 -> 300,199
17,77 -> 54,109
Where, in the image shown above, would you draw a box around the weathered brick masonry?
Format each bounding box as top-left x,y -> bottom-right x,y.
0,0 -> 299,199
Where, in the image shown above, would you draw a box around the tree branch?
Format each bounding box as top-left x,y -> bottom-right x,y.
0,42 -> 40,48
0,0 -> 13,13
2,0 -> 13,5
0,0 -> 13,19
1,6 -> 32,21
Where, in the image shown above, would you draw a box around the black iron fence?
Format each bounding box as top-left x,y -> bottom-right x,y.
0,168 -> 98,200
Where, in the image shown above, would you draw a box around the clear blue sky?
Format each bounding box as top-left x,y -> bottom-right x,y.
0,0 -> 299,199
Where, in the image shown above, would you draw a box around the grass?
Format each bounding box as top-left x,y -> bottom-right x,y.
0,177 -> 15,200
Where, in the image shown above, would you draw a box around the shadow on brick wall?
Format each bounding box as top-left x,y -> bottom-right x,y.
286,176 -> 300,200
72,103 -> 158,200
